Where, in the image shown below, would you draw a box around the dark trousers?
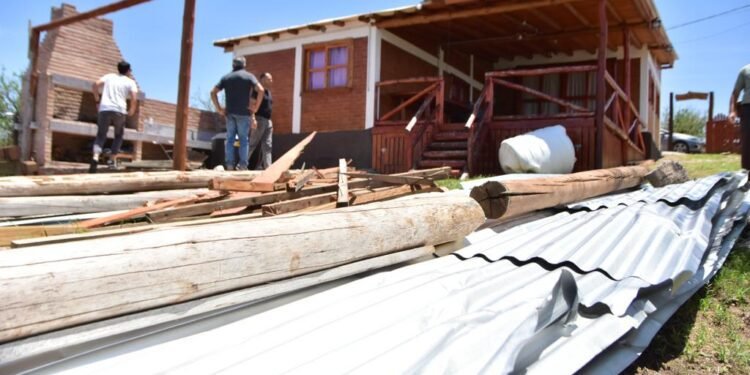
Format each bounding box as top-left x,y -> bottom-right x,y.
248,117 -> 273,170
742,104 -> 750,170
94,111 -> 126,155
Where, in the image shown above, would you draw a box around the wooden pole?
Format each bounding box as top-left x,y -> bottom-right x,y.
173,0 -> 196,171
668,92 -> 674,150
594,0 -> 608,169
0,195 -> 484,343
470,165 -> 648,219
623,25 -> 631,129
708,91 -> 715,126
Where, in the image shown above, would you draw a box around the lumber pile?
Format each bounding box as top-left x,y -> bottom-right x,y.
0,132 -> 450,247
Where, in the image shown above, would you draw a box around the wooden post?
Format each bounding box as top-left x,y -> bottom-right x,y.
708,91 -> 715,126
623,25 -> 631,130
668,92 -> 674,150
173,0 -> 196,171
337,158 -> 349,207
594,0 -> 608,169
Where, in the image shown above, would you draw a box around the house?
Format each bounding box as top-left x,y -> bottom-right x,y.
24,3 -> 222,171
215,0 -> 676,175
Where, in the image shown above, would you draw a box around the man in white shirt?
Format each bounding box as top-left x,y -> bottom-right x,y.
91,61 -> 139,167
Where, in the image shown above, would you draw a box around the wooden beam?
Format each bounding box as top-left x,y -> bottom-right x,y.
337,158 -> 349,208
493,78 -> 590,113
0,170 -> 261,197
565,3 -> 591,26
594,0 -> 607,169
623,25 -> 632,129
209,179 -> 287,192
34,0 -> 151,32
173,0 -> 196,171
250,132 -> 317,186
0,195 -> 485,343
470,165 -> 648,219
377,0 -> 584,28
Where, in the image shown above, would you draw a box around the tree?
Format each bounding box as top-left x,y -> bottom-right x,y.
191,86 -> 222,112
661,107 -> 706,137
0,68 -> 21,145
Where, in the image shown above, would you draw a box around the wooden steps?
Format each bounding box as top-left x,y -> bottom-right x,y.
423,150 -> 468,159
430,141 -> 467,150
433,131 -> 469,142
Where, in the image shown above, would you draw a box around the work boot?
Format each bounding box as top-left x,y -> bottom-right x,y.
107,159 -> 117,170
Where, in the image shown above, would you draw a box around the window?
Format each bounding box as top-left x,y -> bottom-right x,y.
305,41 -> 352,91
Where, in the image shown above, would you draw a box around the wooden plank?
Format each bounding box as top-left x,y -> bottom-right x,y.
262,192 -> 338,216
289,169 -> 316,191
252,132 -> 317,185
337,159 -> 349,208
149,168 -> 450,222
0,226 -> 83,247
209,179 -> 286,192
344,170 -> 446,186
0,196 -> 485,343
349,184 -> 442,205
78,192 -> 224,229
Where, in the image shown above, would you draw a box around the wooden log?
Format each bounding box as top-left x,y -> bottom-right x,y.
645,160 -> 689,187
0,170 -> 262,197
0,189 -> 209,218
0,246 -> 434,371
0,195 -> 484,343
469,166 -> 648,219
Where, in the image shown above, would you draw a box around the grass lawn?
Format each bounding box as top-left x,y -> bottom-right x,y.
438,152 -> 748,374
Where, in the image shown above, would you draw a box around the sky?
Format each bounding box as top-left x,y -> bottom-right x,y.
0,0 -> 748,116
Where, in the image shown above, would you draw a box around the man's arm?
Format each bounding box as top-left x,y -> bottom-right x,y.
211,86 -> 225,116
730,72 -> 744,123
92,79 -> 104,108
250,83 -> 265,129
128,89 -> 138,117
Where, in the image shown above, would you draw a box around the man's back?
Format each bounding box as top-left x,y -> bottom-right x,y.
219,70 -> 258,116
99,73 -> 137,114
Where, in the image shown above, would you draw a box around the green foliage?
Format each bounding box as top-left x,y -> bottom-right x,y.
662,107 -> 707,137
0,67 -> 22,145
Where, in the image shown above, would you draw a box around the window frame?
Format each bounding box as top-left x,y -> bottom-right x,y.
303,39 -> 354,92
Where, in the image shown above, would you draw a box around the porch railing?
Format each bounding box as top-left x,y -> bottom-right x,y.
374,77 -> 444,171
465,65 -> 647,173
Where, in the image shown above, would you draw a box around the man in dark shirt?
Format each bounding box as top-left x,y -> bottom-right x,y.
211,57 -> 264,170
731,64 -> 750,169
248,72 -> 274,169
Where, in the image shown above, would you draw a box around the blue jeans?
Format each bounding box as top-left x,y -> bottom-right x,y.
225,114 -> 250,168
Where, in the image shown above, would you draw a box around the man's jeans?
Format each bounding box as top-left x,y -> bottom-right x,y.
93,111 -> 126,155
248,117 -> 273,169
225,114 -> 250,169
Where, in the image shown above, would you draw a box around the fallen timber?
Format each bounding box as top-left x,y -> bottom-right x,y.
0,194 -> 485,343
0,189 -> 209,217
469,165 -> 649,219
0,170 -> 262,197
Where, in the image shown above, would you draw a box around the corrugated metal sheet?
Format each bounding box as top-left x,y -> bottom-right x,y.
17,173 -> 750,374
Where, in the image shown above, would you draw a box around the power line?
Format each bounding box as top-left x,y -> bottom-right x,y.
668,3 -> 750,30
674,20 -> 750,43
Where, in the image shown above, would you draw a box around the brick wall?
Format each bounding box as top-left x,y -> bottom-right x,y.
44,4 -> 128,83
140,99 -> 222,131
243,48 -> 295,134
300,37 -> 368,132
52,87 -> 98,123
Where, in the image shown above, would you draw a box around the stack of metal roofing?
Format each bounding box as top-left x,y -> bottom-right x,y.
21,173 -> 750,374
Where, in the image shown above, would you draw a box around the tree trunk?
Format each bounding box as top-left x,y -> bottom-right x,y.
0,195 -> 484,343
470,166 -> 649,219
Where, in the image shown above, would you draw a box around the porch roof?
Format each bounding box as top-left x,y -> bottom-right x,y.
214,0 -> 677,66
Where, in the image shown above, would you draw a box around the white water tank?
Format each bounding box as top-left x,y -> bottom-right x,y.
498,125 -> 576,174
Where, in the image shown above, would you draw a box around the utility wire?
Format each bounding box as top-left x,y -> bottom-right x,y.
668,3 -> 750,30
674,20 -> 750,44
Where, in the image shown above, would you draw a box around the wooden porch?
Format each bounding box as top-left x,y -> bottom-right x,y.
373,63 -> 648,176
